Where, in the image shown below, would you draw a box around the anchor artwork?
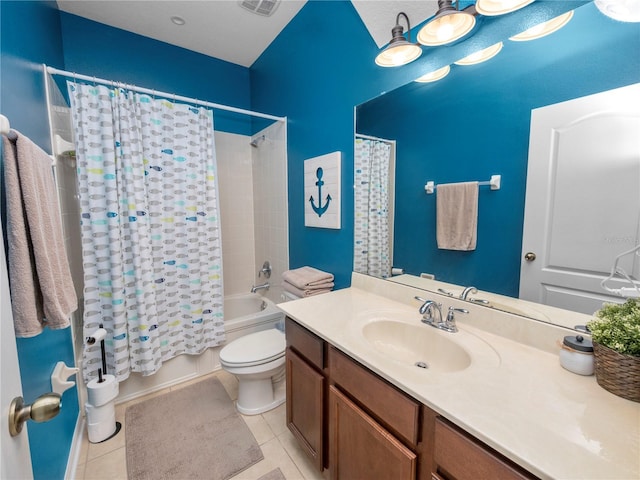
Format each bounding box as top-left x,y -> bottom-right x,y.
304,152 -> 341,229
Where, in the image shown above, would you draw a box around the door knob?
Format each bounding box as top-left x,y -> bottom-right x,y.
9,393 -> 62,437
524,252 -> 537,262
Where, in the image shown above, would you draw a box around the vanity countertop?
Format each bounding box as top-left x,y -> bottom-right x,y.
277,274 -> 640,480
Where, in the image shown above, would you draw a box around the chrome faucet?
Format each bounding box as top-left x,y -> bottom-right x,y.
251,282 -> 269,293
415,297 -> 465,333
415,296 -> 443,328
258,260 -> 272,279
460,286 -> 478,300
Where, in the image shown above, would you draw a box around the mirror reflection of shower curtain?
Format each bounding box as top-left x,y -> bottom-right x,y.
68,82 -> 225,383
354,137 -> 392,278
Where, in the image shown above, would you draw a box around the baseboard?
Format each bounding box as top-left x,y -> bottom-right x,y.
64,413 -> 85,480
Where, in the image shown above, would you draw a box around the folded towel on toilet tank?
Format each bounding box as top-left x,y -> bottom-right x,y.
282,266 -> 334,290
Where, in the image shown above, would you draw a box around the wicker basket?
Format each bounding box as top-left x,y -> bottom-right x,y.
593,342 -> 640,403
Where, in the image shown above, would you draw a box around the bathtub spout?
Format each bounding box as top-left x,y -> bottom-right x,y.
251,282 -> 270,293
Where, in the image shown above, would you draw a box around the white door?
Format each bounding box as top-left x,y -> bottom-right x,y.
1,223 -> 33,479
520,83 -> 640,315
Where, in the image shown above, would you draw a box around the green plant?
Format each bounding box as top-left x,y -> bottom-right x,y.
588,298 -> 640,357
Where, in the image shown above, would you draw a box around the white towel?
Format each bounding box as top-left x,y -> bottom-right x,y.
3,131 -> 77,337
436,181 -> 479,251
282,266 -> 334,290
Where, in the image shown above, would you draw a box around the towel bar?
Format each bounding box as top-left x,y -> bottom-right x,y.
425,175 -> 501,194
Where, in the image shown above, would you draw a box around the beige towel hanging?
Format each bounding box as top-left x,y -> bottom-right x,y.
3,131 -> 77,337
436,181 -> 479,251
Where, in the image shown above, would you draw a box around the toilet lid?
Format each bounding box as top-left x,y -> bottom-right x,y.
220,329 -> 285,366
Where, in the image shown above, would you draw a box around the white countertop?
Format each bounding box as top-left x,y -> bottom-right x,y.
278,274 -> 640,480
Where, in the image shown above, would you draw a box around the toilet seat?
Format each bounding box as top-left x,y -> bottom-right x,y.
220,328 -> 285,368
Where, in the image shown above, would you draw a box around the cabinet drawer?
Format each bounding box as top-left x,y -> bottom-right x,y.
286,317 -> 324,370
434,418 -> 534,480
329,346 -> 420,447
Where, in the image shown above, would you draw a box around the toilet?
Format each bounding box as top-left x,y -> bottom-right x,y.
219,328 -> 286,415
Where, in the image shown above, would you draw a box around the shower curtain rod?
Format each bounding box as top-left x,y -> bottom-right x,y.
45,65 -> 286,123
355,133 -> 395,144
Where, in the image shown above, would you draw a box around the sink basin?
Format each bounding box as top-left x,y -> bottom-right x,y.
362,320 -> 471,373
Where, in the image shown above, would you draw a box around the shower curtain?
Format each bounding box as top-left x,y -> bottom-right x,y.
353,137 -> 392,278
68,82 -> 225,382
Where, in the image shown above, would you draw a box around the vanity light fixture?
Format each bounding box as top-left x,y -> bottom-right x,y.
509,10 -> 574,41
475,0 -> 534,16
415,65 -> 451,83
417,0 -> 476,46
375,12 -> 422,67
454,42 -> 503,65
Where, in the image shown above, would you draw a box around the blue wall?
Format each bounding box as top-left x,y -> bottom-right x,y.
357,4 -> 640,296
60,12 -> 253,135
2,6 -> 255,480
251,1 -> 639,292
1,3 -> 79,480
250,1 -> 396,289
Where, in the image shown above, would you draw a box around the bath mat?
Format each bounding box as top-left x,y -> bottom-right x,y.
257,467 -> 286,480
125,376 -> 263,480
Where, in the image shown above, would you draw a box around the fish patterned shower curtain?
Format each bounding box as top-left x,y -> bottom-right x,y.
68,82 -> 224,382
353,138 -> 392,278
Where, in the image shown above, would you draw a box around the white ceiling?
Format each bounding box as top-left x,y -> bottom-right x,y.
56,1 -> 439,67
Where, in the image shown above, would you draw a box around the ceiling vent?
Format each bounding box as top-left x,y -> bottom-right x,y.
239,0 -> 281,17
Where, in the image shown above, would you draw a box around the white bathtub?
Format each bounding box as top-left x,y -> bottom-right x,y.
114,292 -> 285,404
223,293 -> 285,343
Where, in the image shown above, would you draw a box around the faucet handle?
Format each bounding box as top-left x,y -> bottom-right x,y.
258,261 -> 272,279
437,288 -> 454,297
446,306 -> 468,322
449,306 -> 469,314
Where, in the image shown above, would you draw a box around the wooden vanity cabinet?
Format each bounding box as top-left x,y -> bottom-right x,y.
285,318 -> 537,480
285,317 -> 327,472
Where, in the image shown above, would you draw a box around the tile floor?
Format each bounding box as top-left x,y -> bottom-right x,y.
74,371 -> 325,480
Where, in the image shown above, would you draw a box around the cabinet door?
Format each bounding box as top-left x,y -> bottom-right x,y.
329,385 -> 417,480
434,419 -> 534,480
286,348 -> 324,471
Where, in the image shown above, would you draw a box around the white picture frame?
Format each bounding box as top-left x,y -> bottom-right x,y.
304,152 -> 341,229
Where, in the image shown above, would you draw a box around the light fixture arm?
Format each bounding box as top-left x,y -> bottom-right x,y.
395,12 -> 413,43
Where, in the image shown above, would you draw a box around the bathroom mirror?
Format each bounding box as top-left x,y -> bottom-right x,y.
354,2 -> 640,327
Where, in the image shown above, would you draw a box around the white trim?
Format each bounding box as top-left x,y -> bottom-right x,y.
64,414 -> 85,480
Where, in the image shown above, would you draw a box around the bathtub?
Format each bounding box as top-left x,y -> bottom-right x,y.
223,293 -> 285,343
114,292 -> 285,404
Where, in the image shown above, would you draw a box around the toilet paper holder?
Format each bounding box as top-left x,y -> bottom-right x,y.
51,361 -> 79,395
